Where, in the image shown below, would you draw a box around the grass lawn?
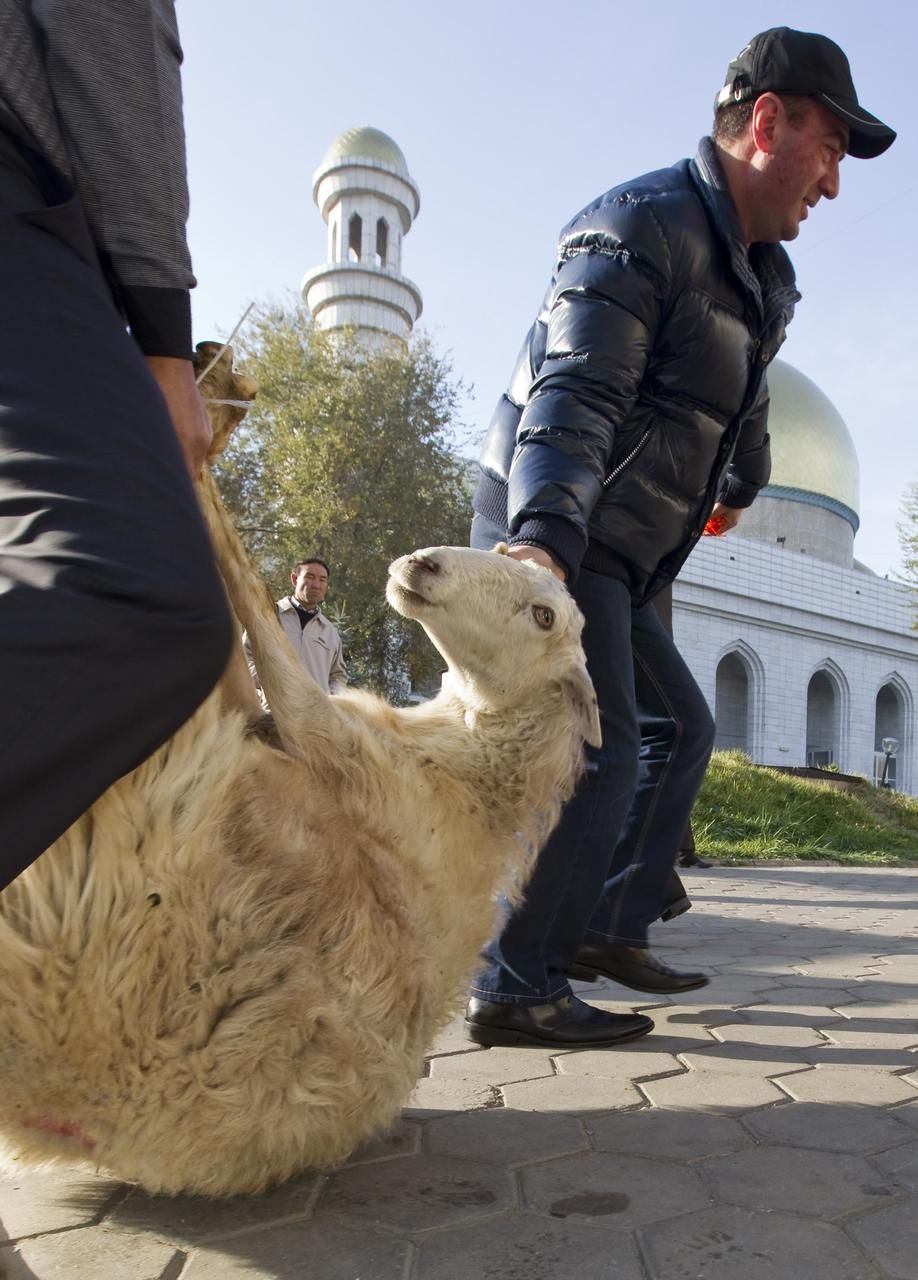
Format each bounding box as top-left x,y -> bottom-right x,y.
693,751 -> 918,867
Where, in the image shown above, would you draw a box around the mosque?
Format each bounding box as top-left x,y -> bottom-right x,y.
303,126 -> 918,793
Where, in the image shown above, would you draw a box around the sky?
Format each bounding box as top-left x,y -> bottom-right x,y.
179,1 -> 917,579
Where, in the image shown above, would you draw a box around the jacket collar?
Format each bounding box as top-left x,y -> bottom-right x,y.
690,136 -> 800,321
279,595 -> 325,620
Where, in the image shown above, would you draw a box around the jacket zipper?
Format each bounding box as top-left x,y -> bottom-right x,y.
601,426 -> 652,491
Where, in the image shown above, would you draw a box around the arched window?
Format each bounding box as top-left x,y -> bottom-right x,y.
348,213 -> 362,262
375,218 -> 388,268
806,670 -> 838,767
714,652 -> 749,753
331,220 -> 338,262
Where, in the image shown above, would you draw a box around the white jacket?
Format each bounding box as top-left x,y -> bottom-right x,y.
244,597 -> 347,700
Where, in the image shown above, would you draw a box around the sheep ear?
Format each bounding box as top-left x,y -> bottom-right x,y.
561,666 -> 602,748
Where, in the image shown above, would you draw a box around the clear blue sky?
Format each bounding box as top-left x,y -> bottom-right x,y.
180,1 -> 917,579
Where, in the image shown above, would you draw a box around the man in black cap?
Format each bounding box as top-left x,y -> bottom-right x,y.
466,29 -> 895,1049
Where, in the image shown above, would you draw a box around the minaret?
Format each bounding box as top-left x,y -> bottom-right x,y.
302,126 -> 422,351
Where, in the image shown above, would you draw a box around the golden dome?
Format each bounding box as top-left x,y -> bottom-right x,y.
764,359 -> 859,517
318,126 -> 409,177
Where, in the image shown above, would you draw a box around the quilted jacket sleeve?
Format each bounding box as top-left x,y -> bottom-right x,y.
507,198 -> 671,579
717,377 -> 772,509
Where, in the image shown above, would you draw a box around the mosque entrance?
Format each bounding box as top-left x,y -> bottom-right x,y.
874,683 -> 904,789
806,670 -> 839,768
714,652 -> 749,754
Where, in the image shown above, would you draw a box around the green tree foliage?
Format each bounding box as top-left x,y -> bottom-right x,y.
214,303 -> 473,699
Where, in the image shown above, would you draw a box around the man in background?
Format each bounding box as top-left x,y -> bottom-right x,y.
247,558 -> 347,698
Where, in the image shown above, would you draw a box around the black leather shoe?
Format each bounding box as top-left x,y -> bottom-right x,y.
678,850 -> 712,869
465,994 -> 653,1049
566,943 -> 709,994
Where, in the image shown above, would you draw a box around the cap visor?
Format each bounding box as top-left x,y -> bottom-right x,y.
817,93 -> 896,158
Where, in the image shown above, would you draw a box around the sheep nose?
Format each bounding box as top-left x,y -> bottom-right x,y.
409,554 -> 440,575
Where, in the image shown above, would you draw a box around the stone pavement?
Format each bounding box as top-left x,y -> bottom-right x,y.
3,865 -> 918,1280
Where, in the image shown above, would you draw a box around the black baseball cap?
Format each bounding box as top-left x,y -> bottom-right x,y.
715,27 -> 896,159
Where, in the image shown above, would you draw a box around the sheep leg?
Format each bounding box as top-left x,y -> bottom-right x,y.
196,467 -> 335,760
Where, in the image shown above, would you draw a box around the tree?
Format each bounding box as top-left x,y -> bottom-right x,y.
899,479 -> 918,608
214,302 -> 473,699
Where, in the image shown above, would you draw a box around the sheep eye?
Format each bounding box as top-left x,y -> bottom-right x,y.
532,605 -> 555,630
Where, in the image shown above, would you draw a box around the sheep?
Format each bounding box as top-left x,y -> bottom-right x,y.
0,347 -> 600,1198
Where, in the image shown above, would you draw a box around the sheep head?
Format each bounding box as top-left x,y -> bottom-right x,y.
387,545 -> 601,747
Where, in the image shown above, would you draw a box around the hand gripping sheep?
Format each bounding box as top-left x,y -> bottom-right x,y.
0,346 -> 600,1197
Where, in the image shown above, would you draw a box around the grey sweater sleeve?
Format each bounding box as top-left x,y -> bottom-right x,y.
13,1 -> 195,355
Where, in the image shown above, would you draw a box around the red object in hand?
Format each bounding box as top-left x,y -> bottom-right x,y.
703,514 -> 728,537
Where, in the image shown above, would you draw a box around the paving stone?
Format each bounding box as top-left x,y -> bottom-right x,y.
345,1117 -> 421,1165
821,1020 -> 918,1051
406,1075 -> 496,1115
317,1153 -> 513,1233
0,1163 -> 123,1240
738,1003 -> 854,1028
109,1171 -> 321,1244
428,1046 -> 556,1083
888,1101 -> 918,1132
520,1151 -> 710,1229
626,1003 -> 734,1048
425,1014 -> 484,1056
846,1198 -> 918,1280
1,1226 -> 181,1280
726,956 -> 814,975
682,982 -> 778,1005
180,1222 -> 410,1279
678,1043 -> 810,1076
424,1108 -> 587,1165
800,1043 -> 918,1069
794,960 -> 884,978
712,1021 -> 823,1048
588,1109 -> 751,1161
751,983 -> 861,1006
702,1144 -> 899,1216
851,990 -> 918,1013
639,1202 -> 879,1279
745,1101 -> 916,1153
843,1000 -> 918,1021
777,1066 -> 918,1105
414,1213 -> 643,1279
873,1140 -> 918,1191
502,1073 -> 643,1113
639,1070 -> 787,1111
554,1047 -> 683,1079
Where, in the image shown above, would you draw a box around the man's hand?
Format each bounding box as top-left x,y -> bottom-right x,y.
703,503 -> 743,536
507,544 -> 567,581
145,356 -> 214,479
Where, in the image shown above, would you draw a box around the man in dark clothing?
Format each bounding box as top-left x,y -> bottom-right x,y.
0,3 -> 233,889
466,28 -> 895,1049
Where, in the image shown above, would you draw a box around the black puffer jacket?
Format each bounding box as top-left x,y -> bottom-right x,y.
473,137 -> 800,602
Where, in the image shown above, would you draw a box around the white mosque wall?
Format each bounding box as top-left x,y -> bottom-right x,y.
734,494 -> 855,567
672,535 -> 918,794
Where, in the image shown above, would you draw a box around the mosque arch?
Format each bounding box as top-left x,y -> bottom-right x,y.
873,673 -> 912,790
806,659 -> 850,770
713,641 -> 764,758
348,212 -> 362,262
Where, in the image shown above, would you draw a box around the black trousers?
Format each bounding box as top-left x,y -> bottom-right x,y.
0,126 -> 232,889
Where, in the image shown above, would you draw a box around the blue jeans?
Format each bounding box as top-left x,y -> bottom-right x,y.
470,514 -> 714,1004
